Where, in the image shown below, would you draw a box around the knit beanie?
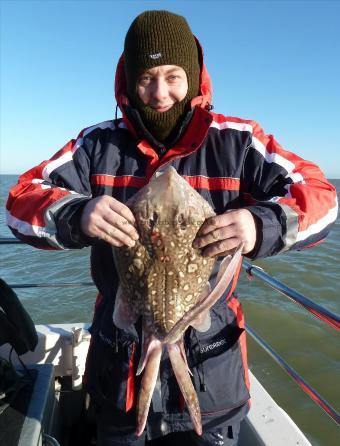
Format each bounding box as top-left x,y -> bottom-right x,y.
124,10 -> 200,142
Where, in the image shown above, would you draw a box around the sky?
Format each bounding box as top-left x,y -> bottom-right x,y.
1,0 -> 340,178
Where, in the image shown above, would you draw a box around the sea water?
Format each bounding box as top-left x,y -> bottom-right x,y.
1,175 -> 339,446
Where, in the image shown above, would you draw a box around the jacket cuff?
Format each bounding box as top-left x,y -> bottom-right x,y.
244,204 -> 284,259
55,198 -> 97,248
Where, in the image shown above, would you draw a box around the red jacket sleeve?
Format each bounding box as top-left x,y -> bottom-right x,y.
6,129 -> 93,250
242,120 -> 338,258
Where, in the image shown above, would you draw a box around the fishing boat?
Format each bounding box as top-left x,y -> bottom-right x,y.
0,238 -> 339,446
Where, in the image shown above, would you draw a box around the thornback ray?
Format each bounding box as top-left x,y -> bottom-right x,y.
112,167 -> 243,436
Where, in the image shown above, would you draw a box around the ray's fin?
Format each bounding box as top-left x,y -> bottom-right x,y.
136,329 -> 157,376
112,285 -> 139,329
164,243 -> 243,344
190,283 -> 212,332
190,310 -> 211,332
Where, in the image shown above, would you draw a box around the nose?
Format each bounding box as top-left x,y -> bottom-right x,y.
151,77 -> 169,102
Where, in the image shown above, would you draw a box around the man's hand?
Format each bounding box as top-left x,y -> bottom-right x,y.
192,209 -> 257,257
80,196 -> 139,248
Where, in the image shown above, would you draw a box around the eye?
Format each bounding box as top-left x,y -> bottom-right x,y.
149,211 -> 158,229
168,74 -> 181,83
177,213 -> 187,230
138,76 -> 152,86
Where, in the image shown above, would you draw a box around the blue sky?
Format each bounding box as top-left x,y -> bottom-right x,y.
1,0 -> 340,178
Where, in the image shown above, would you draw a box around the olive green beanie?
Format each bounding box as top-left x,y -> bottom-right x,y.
124,10 -> 200,142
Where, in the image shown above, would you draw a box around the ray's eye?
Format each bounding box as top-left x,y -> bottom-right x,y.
149,211 -> 158,230
178,213 -> 187,230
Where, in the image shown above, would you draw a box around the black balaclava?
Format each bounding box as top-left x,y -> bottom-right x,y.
124,10 -> 200,143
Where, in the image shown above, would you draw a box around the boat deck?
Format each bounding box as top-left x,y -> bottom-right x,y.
0,324 -> 312,446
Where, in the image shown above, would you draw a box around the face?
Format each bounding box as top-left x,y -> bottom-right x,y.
137,65 -> 188,112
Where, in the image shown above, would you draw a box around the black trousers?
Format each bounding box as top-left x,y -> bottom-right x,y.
96,423 -> 240,446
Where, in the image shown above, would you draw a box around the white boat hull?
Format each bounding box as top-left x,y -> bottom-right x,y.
0,324 -> 312,445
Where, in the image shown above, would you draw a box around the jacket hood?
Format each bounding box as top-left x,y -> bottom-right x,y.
114,36 -> 212,122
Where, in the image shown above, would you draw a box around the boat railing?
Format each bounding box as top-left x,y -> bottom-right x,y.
243,261 -> 340,330
1,237 -> 339,425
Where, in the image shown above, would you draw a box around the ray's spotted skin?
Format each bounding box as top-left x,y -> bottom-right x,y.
112,167 -> 243,437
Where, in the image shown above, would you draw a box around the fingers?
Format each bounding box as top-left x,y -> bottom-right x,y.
108,199 -> 136,226
193,224 -> 235,250
98,224 -> 137,248
103,208 -> 139,242
192,209 -> 257,257
80,195 -> 139,248
98,230 -> 125,248
200,237 -> 240,258
196,214 -> 232,237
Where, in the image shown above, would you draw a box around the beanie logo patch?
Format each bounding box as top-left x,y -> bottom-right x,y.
149,52 -> 162,60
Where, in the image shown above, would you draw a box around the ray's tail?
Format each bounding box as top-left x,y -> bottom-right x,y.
136,339 -> 162,437
167,340 -> 202,436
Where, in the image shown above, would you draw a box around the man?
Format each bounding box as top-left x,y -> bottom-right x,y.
6,10 -> 337,446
